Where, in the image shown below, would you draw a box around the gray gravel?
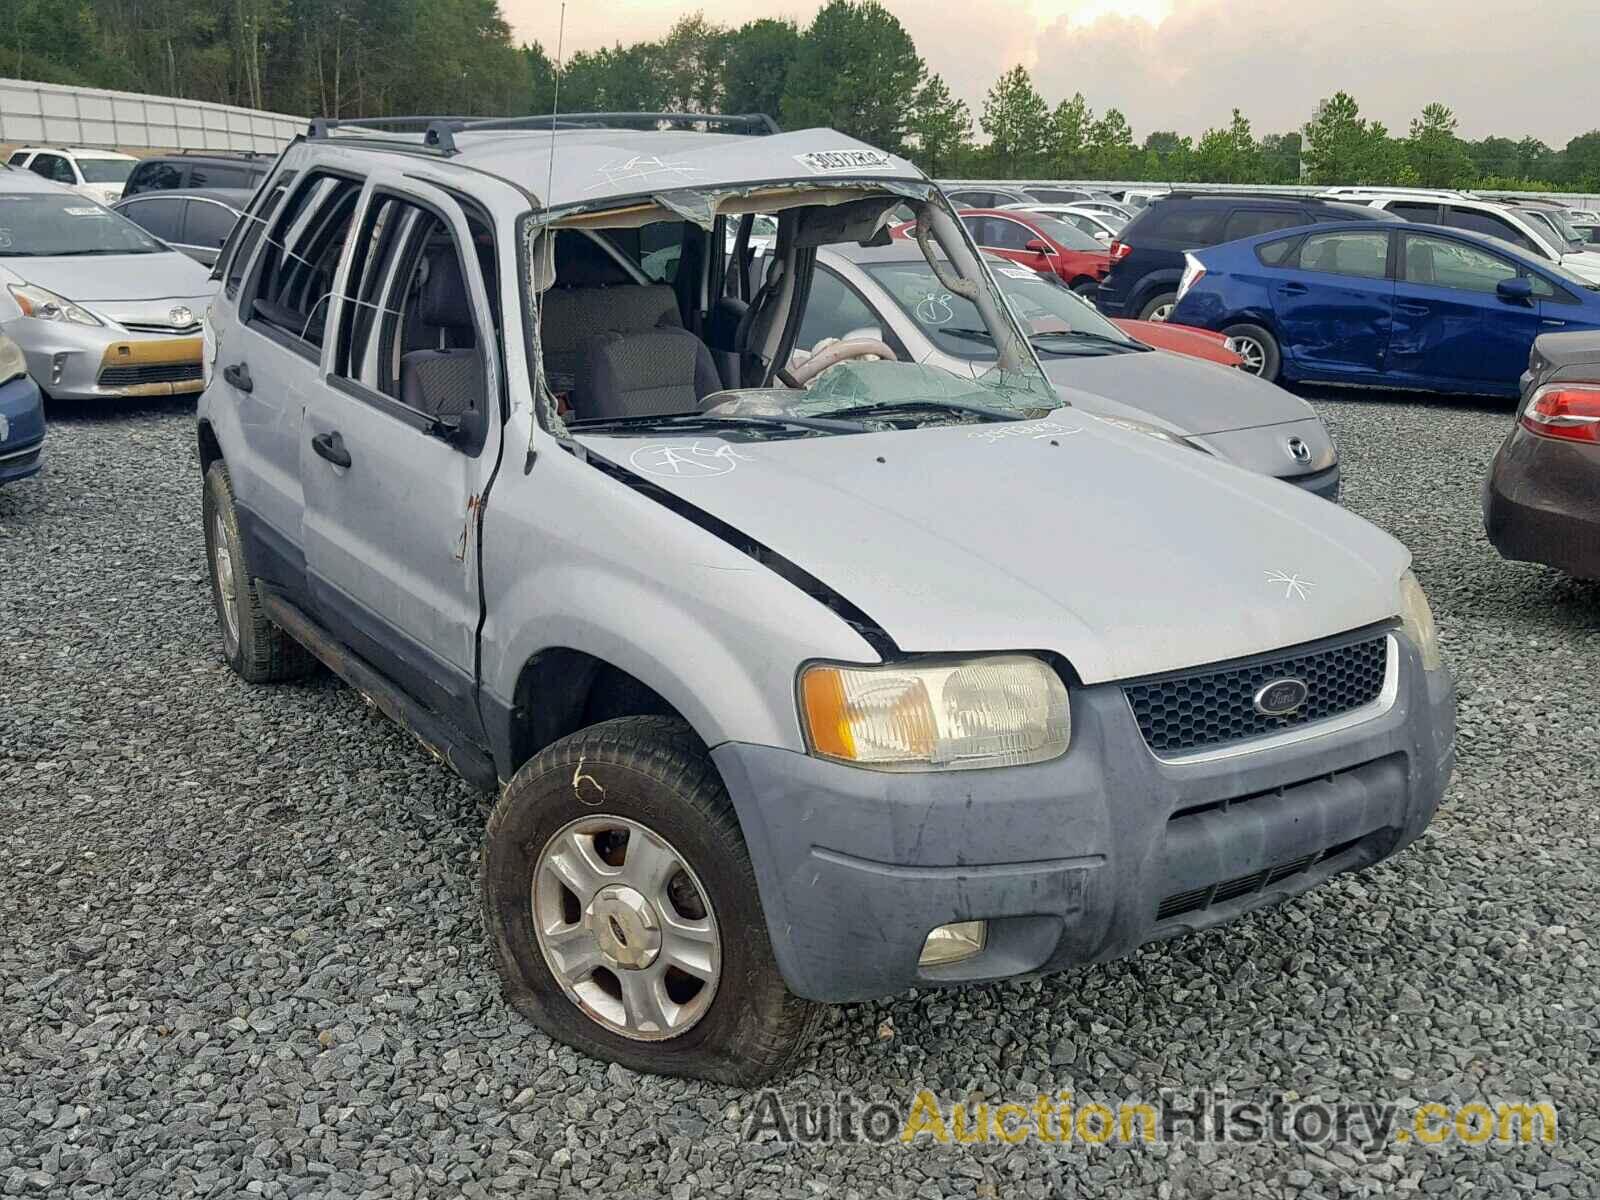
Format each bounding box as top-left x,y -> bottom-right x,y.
2,391 -> 1596,1199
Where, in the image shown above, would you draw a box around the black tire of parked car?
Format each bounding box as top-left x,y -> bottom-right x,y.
481,715 -> 822,1085
1138,290 -> 1178,322
1070,277 -> 1099,297
202,462 -> 316,683
1221,322 -> 1282,382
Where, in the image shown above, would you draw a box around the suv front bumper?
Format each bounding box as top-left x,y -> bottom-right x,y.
712,634 -> 1453,1003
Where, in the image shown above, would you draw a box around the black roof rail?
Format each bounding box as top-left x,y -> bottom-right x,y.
168,148 -> 271,160
1164,189 -> 1343,203
307,111 -> 781,156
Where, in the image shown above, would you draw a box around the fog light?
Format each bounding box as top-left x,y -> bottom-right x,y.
919,921 -> 987,967
52,353 -> 67,385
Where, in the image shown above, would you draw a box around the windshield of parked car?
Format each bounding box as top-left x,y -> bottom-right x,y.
1027,215 -> 1104,252
864,255 -> 1143,360
76,159 -> 136,184
0,195 -> 162,255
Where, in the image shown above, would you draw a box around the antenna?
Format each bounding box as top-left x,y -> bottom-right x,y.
544,2 -> 566,209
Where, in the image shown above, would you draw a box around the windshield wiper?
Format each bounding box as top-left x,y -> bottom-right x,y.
570,412 -> 859,437
1029,330 -> 1141,353
932,326 -> 996,344
822,398 -> 1031,424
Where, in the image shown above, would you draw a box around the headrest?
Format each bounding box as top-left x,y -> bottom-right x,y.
554,231 -> 632,287
418,248 -> 474,330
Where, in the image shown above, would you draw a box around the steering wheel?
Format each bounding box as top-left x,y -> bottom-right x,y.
782,338 -> 900,387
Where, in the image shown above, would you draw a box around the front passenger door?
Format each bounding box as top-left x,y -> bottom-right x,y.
1390,231 -> 1536,389
299,179 -> 503,744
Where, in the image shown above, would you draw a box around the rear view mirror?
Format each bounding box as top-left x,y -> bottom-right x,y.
1025,238 -> 1053,256
1496,277 -> 1534,303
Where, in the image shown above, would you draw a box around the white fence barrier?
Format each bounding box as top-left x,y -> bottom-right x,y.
0,78 -> 303,153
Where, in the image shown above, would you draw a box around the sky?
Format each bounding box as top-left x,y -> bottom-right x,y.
506,0 -> 1599,146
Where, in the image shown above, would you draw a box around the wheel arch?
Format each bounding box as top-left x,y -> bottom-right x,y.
197,418 -> 223,475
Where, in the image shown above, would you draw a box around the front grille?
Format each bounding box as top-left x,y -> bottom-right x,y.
99,362 -> 204,386
122,321 -> 202,336
1125,634 -> 1388,756
1155,836 -> 1366,921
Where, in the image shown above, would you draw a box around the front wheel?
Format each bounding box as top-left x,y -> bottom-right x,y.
1138,290 -> 1177,322
481,716 -> 820,1084
1070,277 -> 1099,298
1221,322 -> 1282,381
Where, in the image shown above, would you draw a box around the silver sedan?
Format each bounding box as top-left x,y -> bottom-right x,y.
794,240 -> 1342,499
0,169 -> 215,400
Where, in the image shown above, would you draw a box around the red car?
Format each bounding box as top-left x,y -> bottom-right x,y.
892,209 -> 1111,295
1110,318 -> 1243,368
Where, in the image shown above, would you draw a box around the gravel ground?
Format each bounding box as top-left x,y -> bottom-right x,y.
2,391 -> 1596,1200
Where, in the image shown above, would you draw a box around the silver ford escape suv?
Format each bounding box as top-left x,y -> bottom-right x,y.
196,112 -> 1456,1085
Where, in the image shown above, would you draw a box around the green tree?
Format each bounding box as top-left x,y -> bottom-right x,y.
1048,92 -> 1093,175
1301,91 -> 1393,184
722,18 -> 800,119
1564,131 -> 1600,189
1086,107 -> 1135,177
907,73 -> 970,176
1403,102 -> 1474,187
1258,131 -> 1303,182
780,0 -> 925,155
1191,109 -> 1262,182
979,66 -> 1049,176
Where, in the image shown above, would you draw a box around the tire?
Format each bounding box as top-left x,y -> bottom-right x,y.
1070,277 -> 1099,297
202,462 -> 315,683
1221,322 -> 1282,381
1138,290 -> 1178,322
482,715 -> 820,1085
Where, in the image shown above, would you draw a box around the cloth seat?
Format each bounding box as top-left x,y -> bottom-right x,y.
572,327 -> 721,420
400,249 -> 483,418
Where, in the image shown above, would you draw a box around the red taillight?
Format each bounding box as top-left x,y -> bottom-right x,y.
1520,384 -> 1600,443
1108,240 -> 1132,262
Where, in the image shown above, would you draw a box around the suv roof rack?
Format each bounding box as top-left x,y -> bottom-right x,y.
1164,190 -> 1333,203
307,111 -> 781,156
168,148 -> 271,160
1319,186 -> 1473,200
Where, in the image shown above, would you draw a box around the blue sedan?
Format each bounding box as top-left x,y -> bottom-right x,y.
1170,220 -> 1600,396
0,333 -> 45,485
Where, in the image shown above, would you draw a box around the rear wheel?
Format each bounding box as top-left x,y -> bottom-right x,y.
1138,290 -> 1177,322
1070,277 -> 1099,297
202,463 -> 314,682
482,716 -> 820,1084
1221,322 -> 1281,381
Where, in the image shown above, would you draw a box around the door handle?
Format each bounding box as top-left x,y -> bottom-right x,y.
1396,302 -> 1431,315
222,362 -> 253,393
1277,282 -> 1309,296
311,431 -> 352,469
1542,318 -> 1567,327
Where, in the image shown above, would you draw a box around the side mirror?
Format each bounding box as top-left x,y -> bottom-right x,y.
1025,238 -> 1053,256
1496,277 -> 1534,303
1093,230 -> 1111,242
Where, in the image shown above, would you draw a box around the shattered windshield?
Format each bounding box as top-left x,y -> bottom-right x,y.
524,180 -> 1059,445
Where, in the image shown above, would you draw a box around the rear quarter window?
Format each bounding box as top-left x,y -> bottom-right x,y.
1138,205 -> 1223,247
1255,235 -> 1301,267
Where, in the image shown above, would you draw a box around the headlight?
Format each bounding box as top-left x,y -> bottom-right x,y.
1398,569 -> 1443,672
7,282 -> 102,327
0,336 -> 25,385
799,655 -> 1070,771
1094,414 -> 1212,454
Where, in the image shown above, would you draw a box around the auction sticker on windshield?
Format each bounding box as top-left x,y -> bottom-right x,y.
794,149 -> 898,174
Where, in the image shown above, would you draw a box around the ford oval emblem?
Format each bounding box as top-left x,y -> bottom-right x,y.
1253,677 -> 1309,717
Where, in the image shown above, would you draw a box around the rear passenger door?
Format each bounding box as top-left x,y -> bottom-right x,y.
1269,228 -> 1394,382
299,176 -> 502,743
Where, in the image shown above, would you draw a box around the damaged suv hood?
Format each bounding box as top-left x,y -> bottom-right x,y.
577,413 -> 1407,683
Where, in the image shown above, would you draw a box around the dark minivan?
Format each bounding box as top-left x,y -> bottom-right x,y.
1097,192 -> 1397,321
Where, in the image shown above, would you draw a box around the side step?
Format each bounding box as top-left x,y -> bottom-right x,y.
258,586 -> 499,792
